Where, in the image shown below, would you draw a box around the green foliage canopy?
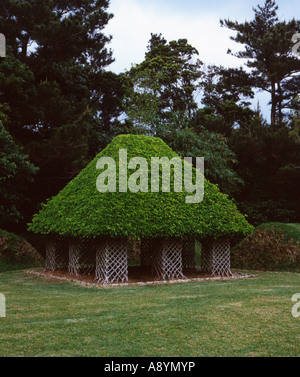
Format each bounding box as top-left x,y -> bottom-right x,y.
29,135 -> 253,239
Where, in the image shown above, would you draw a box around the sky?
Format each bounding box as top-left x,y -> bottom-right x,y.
104,0 -> 299,120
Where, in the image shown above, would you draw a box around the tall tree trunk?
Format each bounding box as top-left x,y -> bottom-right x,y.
20,34 -> 29,62
277,81 -> 283,125
271,80 -> 276,125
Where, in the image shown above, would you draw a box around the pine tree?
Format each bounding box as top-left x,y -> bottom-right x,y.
221,0 -> 300,124
200,65 -> 255,136
0,0 -> 118,227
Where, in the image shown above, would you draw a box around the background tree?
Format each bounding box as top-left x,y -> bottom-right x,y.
124,35 -> 243,194
0,0 -> 121,230
200,65 -> 255,136
0,120 -> 38,227
229,109 -> 300,224
221,0 -> 300,125
289,102 -> 300,143
128,33 -> 203,124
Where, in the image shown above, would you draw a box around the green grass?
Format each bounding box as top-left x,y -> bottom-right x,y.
258,223 -> 300,243
0,270 -> 299,357
0,262 -> 42,273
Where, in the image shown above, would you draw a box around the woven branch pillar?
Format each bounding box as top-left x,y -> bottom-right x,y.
68,239 -> 96,276
45,237 -> 68,271
152,238 -> 185,280
95,238 -> 128,285
182,236 -> 196,269
201,237 -> 232,277
140,237 -> 154,267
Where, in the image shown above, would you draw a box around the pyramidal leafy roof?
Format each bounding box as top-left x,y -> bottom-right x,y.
28,134 -> 253,238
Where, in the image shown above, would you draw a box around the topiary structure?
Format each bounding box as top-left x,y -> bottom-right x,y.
28,135 -> 253,283
29,134 -> 253,239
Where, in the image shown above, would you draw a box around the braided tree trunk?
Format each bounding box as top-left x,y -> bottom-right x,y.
95,238 -> 128,285
182,236 -> 196,269
201,237 -> 232,277
152,238 -> 185,280
45,237 -> 68,271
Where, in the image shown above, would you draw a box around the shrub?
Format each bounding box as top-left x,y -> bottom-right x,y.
231,227 -> 300,272
258,223 -> 300,243
0,229 -> 43,271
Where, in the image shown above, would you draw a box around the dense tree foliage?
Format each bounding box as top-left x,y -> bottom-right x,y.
0,0 -> 125,229
229,111 -> 300,224
221,0 -> 300,125
200,65 -> 255,136
129,33 -> 203,119
215,0 -> 300,224
0,121 -> 38,226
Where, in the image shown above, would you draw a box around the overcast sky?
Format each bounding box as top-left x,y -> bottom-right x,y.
104,0 -> 299,120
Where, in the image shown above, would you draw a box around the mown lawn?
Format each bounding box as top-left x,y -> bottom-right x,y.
0,270 -> 299,357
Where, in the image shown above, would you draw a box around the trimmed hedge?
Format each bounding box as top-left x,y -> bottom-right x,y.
28,135 -> 253,239
0,229 -> 43,271
258,223 -> 300,243
231,224 -> 300,272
